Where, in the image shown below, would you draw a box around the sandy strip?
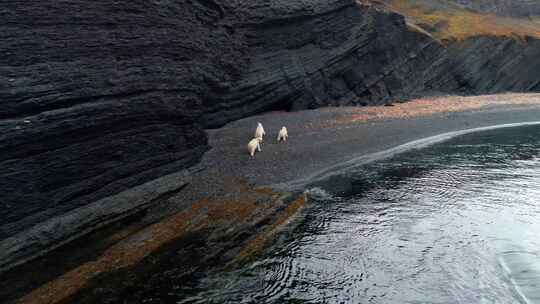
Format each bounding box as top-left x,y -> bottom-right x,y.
343,94 -> 540,121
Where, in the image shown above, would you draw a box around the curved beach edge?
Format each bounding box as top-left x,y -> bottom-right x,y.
275,120 -> 540,191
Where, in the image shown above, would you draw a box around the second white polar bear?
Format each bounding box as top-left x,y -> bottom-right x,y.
277,126 -> 288,142
255,122 -> 266,140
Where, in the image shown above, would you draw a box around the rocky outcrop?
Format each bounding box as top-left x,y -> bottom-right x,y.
445,36 -> 540,93
1,0 -> 540,274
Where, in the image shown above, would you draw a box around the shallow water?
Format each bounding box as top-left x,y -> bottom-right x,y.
176,124 -> 540,304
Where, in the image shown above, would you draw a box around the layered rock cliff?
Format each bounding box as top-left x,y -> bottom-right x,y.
1,0 -> 540,273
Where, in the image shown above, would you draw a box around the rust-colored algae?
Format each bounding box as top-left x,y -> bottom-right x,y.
228,194 -> 306,268
18,204 -> 198,304
255,187 -> 282,198
18,181 -> 286,304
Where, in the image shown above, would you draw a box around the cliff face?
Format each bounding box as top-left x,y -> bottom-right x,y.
1,0 -> 540,272
446,36 -> 540,93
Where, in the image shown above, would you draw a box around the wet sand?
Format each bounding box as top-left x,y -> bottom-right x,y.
9,93 -> 540,304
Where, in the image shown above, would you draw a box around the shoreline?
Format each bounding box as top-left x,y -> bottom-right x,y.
6,93 -> 540,303
279,120 -> 540,191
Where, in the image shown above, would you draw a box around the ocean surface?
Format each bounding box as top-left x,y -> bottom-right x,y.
174,124 -> 540,304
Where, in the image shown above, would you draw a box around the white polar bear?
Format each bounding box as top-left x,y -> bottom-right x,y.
277,126 -> 288,142
247,137 -> 262,157
255,122 -> 266,140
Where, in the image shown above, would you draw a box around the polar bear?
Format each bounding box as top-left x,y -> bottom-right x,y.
277,126 -> 288,142
247,137 -> 263,157
255,122 -> 266,140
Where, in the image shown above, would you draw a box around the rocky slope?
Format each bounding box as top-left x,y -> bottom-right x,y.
1,0 -> 540,275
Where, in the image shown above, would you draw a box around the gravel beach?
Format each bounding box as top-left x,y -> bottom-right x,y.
181,93 -> 540,198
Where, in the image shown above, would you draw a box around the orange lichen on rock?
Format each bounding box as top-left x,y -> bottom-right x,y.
229,194 -> 306,267
18,181 -> 291,304
255,186 -> 282,197
18,203 -> 202,304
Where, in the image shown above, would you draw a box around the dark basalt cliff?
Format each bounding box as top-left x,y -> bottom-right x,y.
445,36 -> 540,93
1,0 -> 540,273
